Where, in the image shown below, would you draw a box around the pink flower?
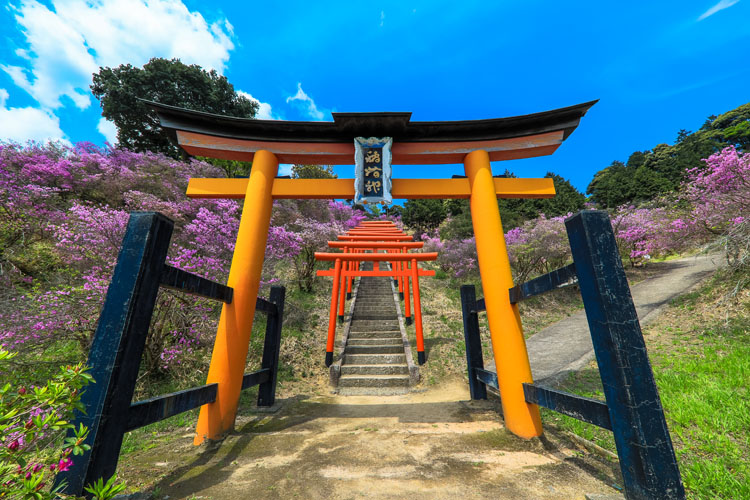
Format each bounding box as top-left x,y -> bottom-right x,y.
57,457 -> 73,472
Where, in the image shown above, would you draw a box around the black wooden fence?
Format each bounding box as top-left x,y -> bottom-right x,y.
460,210 -> 685,500
55,212 -> 285,496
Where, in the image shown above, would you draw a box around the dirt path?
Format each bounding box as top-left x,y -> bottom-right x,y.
119,379 -> 621,499
117,256 -> 723,499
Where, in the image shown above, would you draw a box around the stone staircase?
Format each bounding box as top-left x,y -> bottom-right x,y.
331,269 -> 419,395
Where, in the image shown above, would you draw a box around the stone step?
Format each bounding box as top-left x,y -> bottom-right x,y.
341,364 -> 409,375
343,353 -> 406,365
345,344 -> 404,355
347,337 -> 402,346
349,321 -> 400,329
338,374 -> 411,388
349,315 -> 398,321
352,311 -> 398,317
347,330 -> 402,339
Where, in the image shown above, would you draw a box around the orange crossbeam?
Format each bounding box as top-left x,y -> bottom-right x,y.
186,177 -> 555,200
327,241 -> 423,249
314,252 -> 437,261
338,235 -> 413,241
317,269 -> 436,277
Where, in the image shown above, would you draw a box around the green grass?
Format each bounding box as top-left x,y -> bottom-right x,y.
654,320 -> 750,499
544,276 -> 750,500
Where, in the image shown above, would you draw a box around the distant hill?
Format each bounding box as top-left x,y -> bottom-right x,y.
586,102 -> 750,208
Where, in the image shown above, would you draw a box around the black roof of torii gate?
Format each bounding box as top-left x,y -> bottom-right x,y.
148,99 -> 598,164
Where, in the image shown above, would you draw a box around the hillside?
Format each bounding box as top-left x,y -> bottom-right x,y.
586,102 -> 749,208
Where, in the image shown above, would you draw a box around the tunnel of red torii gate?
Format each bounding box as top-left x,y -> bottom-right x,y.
150,99 -> 597,444
314,219 -> 437,367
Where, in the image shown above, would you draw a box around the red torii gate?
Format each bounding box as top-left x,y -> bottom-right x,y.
316,221 -> 436,365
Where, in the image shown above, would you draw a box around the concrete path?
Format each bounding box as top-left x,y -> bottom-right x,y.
517,254 -> 723,385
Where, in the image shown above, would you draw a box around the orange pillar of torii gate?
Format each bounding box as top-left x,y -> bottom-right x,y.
149,99 -> 597,443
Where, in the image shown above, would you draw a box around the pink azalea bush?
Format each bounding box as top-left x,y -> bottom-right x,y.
422,235 -> 478,279
0,142 -> 364,377
428,146 -> 750,280
682,146 -> 748,235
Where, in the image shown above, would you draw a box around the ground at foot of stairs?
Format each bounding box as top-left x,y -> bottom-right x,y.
118,379 -> 623,500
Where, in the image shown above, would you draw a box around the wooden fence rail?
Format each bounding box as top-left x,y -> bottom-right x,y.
460,211 -> 685,500
55,212 -> 285,496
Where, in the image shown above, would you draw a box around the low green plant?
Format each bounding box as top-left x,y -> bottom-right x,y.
83,474 -> 126,500
0,348 -> 123,500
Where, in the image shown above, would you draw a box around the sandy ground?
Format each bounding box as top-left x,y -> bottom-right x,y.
118,379 -> 622,500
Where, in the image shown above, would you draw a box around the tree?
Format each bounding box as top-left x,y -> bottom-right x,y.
401,199 -> 446,238
197,157 -> 252,178
530,172 -> 585,217
710,103 -> 750,150
91,58 -> 258,158
587,161 -> 627,208
441,199 -> 474,239
383,204 -> 402,218
292,164 -> 337,179
585,102 -> 750,208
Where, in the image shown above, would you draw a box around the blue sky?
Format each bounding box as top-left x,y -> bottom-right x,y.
1,0 -> 748,192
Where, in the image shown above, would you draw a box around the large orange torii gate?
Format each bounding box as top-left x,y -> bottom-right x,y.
150,99 -> 596,444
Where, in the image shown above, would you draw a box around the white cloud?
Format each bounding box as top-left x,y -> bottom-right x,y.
380,10 -> 385,27
698,0 -> 740,20
0,88 -> 67,143
237,90 -> 279,120
3,0 -> 235,110
97,117 -> 118,144
286,82 -> 326,121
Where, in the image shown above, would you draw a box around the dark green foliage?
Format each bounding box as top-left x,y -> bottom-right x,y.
383,204 -> 402,218
91,58 -> 258,158
587,101 -> 750,207
291,164 -> 337,179
441,199 -> 474,240
401,198 -> 446,238
440,172 -> 584,238
531,172 -> 586,217
197,157 -> 252,178
711,103 -> 750,149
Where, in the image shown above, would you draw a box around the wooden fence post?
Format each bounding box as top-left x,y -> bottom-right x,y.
257,286 -> 285,407
460,285 -> 488,400
55,212 -> 173,496
565,211 -> 685,500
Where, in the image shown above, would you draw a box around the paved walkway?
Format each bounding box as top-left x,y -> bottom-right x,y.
485,254 -> 723,385
524,253 -> 723,385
